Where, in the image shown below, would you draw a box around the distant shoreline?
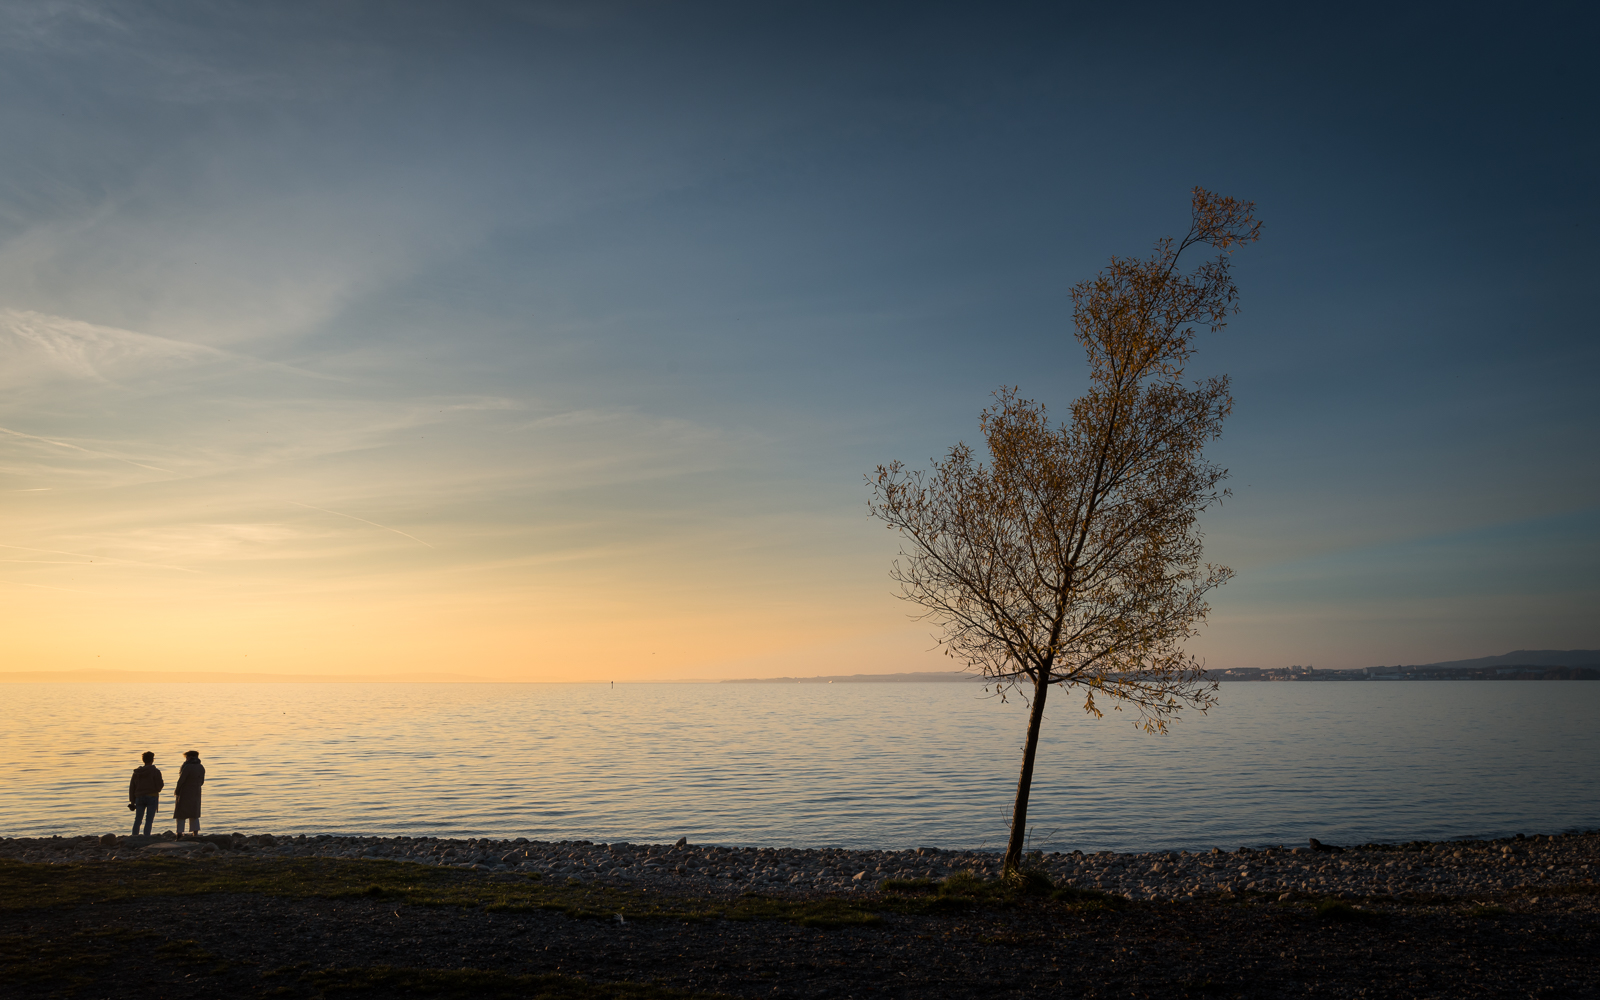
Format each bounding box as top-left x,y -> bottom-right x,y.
0,670 -> 505,684
4,650 -> 1596,684
720,671 -> 982,683
3,668 -> 1598,684
1210,665 -> 1600,682
724,668 -> 1600,683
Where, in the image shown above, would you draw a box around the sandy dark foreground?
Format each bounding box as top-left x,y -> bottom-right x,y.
2,836 -> 1597,1000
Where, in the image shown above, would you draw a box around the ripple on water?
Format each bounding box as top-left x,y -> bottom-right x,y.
3,682 -> 1598,849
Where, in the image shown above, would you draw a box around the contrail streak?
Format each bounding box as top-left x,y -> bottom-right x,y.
0,577 -> 85,593
0,426 -> 172,474
286,501 -> 435,549
0,559 -> 90,564
0,542 -> 200,573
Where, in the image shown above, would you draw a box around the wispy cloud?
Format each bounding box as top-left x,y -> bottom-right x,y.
0,425 -> 173,474
0,541 -> 198,574
0,309 -> 345,388
0,309 -> 221,386
0,577 -> 85,593
285,500 -> 434,549
0,302 -> 758,615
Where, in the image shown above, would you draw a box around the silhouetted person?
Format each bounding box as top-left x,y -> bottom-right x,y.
174,750 -> 205,837
128,751 -> 163,836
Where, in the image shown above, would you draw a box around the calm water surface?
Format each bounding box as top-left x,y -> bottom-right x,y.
4,682 -> 1597,852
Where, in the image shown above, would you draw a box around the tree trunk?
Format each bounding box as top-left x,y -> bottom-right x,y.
1002,668 -> 1051,873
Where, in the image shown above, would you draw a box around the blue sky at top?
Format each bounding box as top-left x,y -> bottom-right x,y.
0,1 -> 1594,676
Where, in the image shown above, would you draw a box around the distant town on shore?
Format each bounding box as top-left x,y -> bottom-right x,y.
722,650 -> 1600,684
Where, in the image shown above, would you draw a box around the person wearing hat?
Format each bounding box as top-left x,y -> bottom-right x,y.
173,750 -> 206,838
128,751 -> 164,836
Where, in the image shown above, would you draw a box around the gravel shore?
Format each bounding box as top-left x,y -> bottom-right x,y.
4,830 -> 1597,999
4,828 -> 1595,902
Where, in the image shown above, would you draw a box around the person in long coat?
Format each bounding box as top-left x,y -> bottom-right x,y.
173,750 -> 205,837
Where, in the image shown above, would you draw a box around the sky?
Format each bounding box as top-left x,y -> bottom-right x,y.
0,1 -> 1595,681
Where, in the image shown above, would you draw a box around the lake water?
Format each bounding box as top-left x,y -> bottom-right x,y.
4,682 -> 1597,853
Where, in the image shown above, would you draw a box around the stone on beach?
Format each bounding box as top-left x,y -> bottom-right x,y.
141,840 -> 213,854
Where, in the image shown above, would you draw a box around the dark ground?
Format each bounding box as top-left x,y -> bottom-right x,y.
2,858 -> 1596,999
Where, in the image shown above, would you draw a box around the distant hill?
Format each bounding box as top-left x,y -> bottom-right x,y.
1210,649 -> 1600,682
1413,650 -> 1600,669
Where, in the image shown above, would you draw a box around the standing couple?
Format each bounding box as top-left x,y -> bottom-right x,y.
127,750 -> 206,837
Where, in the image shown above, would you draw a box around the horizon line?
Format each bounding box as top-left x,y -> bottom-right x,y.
0,669 -> 717,684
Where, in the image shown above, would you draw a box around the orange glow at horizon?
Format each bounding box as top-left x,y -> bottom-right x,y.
4,558 -> 945,681
0,309 -> 953,682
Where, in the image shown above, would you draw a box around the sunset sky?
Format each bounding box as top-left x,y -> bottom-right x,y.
1,2 -> 1595,680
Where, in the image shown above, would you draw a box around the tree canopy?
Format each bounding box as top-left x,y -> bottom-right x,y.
869,188 -> 1260,870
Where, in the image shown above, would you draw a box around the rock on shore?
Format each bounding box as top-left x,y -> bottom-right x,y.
4,830 -> 1595,903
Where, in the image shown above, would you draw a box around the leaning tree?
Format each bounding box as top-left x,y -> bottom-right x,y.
869,188 -> 1260,872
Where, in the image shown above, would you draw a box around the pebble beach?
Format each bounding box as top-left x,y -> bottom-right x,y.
5,828 -> 1595,904
5,829 -> 1599,998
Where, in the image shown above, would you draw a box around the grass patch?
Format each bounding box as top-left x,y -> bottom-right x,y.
1535,883 -> 1600,898
0,856 -> 1126,936
0,858 -> 886,929
879,877 -> 940,893
725,894 -> 883,928
0,931 -> 114,990
0,927 -> 227,992
1005,867 -> 1057,896
297,966 -> 725,998
1178,977 -> 1227,994
880,868 -> 1123,913
1047,885 -> 1125,909
1,927 -> 722,1000
155,936 -> 231,974
1466,904 -> 1509,918
1315,898 -> 1382,923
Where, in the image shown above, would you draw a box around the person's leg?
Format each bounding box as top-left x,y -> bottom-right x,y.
131,801 -> 141,836
133,796 -> 155,836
